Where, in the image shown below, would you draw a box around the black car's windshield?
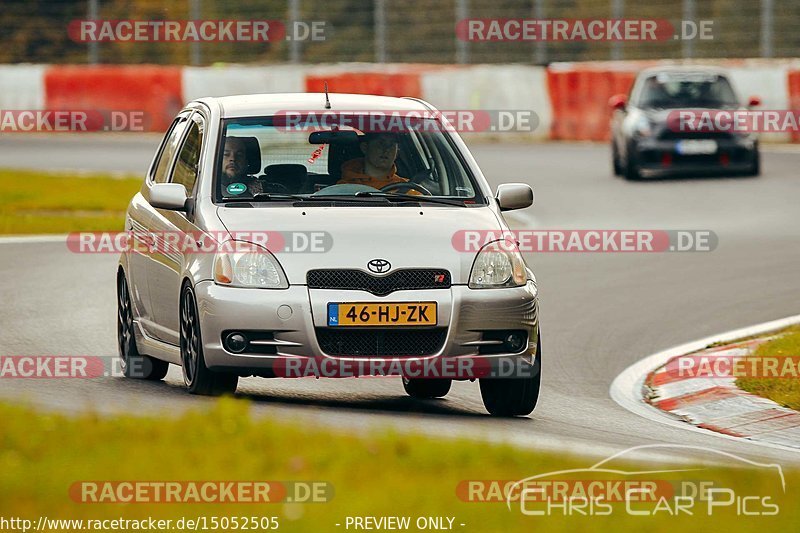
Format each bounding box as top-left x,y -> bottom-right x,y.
213,115 -> 485,206
637,73 -> 739,109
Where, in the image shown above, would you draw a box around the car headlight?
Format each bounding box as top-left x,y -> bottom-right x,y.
633,115 -> 652,137
213,242 -> 288,289
469,240 -> 527,289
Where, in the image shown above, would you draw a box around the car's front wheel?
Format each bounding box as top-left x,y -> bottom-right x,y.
611,141 -> 623,176
743,150 -> 761,177
479,335 -> 541,417
402,377 -> 452,399
180,284 -> 238,396
117,272 -> 169,381
624,150 -> 641,181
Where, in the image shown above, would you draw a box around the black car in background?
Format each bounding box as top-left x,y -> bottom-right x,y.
609,66 -> 761,180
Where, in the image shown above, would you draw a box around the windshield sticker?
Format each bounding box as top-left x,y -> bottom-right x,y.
226,182 -> 247,195
307,145 -> 325,165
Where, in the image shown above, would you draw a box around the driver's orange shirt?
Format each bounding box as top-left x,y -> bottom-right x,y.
338,158 -> 409,189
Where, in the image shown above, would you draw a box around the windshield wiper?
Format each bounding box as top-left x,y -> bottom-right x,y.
353,191 -> 466,206
222,193 -> 325,203
253,193 -> 313,201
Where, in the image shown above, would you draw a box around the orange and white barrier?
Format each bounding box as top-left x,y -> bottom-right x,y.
1,60 -> 799,142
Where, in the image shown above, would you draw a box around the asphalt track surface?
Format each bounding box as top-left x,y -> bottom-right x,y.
1,134 -> 799,466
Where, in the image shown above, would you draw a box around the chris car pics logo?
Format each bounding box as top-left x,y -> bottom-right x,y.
495,445 -> 784,517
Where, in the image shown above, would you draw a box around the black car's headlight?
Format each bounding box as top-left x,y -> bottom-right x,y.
633,115 -> 653,137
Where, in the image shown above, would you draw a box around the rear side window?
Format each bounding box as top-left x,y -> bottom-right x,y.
171,116 -> 203,193
152,116 -> 189,184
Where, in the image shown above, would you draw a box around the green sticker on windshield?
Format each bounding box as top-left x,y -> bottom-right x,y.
226,183 -> 246,195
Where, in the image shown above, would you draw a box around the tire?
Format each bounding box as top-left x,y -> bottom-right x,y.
117,272 -> 169,381
624,151 -> 641,181
479,335 -> 541,417
611,141 -> 623,176
402,377 -> 452,399
180,284 -> 238,396
743,150 -> 761,177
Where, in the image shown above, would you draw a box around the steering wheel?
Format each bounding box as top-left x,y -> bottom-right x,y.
380,181 -> 432,196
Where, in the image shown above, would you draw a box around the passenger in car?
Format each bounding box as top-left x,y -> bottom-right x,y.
221,137 -> 262,195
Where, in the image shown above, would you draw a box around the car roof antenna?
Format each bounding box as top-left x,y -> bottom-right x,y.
324,82 -> 332,109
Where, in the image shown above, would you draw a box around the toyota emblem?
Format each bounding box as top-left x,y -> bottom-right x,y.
367,259 -> 391,274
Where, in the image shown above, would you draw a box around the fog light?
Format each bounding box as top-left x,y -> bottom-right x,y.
504,333 -> 525,353
225,332 -> 248,353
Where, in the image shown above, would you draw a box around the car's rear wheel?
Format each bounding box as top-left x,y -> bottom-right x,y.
117,272 -> 169,381
479,335 -> 541,417
180,284 -> 238,396
402,377 -> 452,399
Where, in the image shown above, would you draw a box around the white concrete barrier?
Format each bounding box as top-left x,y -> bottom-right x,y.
420,65 -> 551,140
728,63 -> 790,142
0,65 -> 46,110
182,65 -> 306,103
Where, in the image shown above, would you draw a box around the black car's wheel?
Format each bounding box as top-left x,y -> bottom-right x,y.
180,284 -> 238,396
402,377 -> 452,399
743,150 -> 761,177
479,335 -> 541,417
611,141 -> 623,176
117,272 -> 169,380
624,151 -> 641,181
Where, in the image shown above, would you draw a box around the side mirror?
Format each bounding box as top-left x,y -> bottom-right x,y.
748,96 -> 762,108
496,183 -> 534,212
608,94 -> 627,111
150,183 -> 188,211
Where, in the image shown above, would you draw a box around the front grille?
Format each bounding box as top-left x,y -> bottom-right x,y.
307,269 -> 451,296
315,328 -> 447,357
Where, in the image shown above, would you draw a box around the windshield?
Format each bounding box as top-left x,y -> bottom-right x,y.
213,116 -> 485,205
636,73 -> 739,109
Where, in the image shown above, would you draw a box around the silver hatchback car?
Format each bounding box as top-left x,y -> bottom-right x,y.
117,93 -> 541,416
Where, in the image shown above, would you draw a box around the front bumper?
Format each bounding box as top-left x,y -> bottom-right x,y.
194,280 -> 539,377
632,136 -> 757,177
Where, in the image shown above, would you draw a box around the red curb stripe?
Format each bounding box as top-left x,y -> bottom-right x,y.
653,386 -> 740,411
696,423 -> 748,438
739,413 -> 800,436
703,338 -> 765,353
705,408 -> 795,429
698,410 -> 800,438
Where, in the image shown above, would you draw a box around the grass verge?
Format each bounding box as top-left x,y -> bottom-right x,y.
0,399 -> 797,532
0,169 -> 141,234
737,326 -> 800,410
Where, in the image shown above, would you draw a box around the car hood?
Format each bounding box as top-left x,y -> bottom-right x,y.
215,205 -> 506,285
